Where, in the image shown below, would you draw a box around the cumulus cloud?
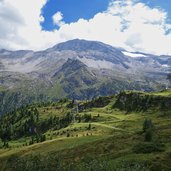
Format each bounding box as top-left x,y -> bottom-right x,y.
0,0 -> 50,50
52,11 -> 65,27
0,0 -> 25,49
0,0 -> 171,55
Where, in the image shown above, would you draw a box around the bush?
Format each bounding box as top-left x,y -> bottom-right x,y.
73,158 -> 149,171
133,142 -> 165,154
67,133 -> 70,137
6,154 -> 62,171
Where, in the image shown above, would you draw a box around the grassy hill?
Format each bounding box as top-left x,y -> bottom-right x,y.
0,90 -> 171,170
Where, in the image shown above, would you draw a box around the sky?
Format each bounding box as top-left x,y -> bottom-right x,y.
0,0 -> 171,55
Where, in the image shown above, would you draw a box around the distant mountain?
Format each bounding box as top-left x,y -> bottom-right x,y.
0,39 -> 171,114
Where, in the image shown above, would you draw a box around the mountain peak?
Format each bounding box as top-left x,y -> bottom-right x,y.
52,58 -> 87,78
49,39 -> 121,54
61,58 -> 87,71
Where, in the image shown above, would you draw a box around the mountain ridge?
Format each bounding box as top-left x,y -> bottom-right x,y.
0,39 -> 171,114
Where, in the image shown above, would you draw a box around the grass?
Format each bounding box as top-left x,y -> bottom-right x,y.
124,89 -> 171,97
1,90 -> 171,170
47,83 -> 66,99
152,89 -> 171,96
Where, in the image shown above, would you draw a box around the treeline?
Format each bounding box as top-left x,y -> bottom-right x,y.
0,107 -> 40,142
67,96 -> 111,112
0,100 -> 72,147
0,96 -> 109,148
79,96 -> 111,111
113,91 -> 171,112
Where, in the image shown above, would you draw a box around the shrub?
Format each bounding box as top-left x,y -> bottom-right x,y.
67,133 -> 70,137
133,142 -> 165,154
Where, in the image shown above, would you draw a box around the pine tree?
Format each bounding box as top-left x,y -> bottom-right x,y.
143,119 -> 154,142
88,123 -> 91,130
145,129 -> 153,142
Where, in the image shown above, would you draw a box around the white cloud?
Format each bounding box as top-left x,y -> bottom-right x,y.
0,0 -> 25,49
52,11 -> 65,27
0,0 -> 171,55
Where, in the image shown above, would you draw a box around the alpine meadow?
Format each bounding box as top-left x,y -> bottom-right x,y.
1,0 -> 171,170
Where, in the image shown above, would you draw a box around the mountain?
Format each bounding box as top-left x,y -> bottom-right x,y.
0,39 -> 171,114
1,89 -> 171,170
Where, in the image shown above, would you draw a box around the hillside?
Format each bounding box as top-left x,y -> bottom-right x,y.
114,89 -> 171,113
1,89 -> 171,170
0,39 -> 171,115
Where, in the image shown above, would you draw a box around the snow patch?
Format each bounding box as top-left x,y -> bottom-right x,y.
122,51 -> 147,58
162,64 -> 169,67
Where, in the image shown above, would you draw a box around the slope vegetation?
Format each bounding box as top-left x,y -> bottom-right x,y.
0,90 -> 171,170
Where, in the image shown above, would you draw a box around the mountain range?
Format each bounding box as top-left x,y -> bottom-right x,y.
0,39 -> 171,115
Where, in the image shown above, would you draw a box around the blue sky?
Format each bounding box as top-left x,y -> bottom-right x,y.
41,0 -> 111,30
41,0 -> 171,31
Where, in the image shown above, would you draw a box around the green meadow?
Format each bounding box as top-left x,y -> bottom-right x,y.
0,90 -> 171,170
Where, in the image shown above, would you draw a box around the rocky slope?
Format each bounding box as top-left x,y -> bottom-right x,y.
0,39 -> 171,114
